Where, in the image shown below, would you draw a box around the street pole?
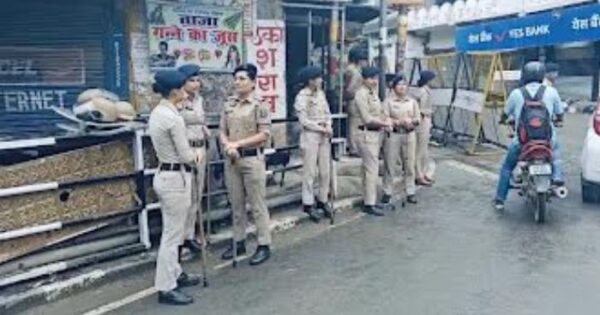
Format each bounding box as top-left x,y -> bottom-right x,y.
378,0 -> 387,100
330,1 -> 340,93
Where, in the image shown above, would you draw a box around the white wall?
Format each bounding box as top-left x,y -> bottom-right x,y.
428,26 -> 455,51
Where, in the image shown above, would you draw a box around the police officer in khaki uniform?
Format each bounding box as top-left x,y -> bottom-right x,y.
219,64 -> 272,266
294,66 -> 333,223
353,66 -> 392,216
414,70 -> 436,186
178,64 -> 210,255
344,48 -> 369,157
382,75 -> 420,205
148,70 -> 202,305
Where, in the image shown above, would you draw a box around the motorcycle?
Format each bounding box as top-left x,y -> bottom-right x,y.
506,120 -> 569,223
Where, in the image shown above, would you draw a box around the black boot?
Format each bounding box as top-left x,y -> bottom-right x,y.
316,200 -> 333,219
249,245 -> 271,266
158,289 -> 193,305
221,241 -> 246,260
303,204 -> 321,223
183,239 -> 203,254
177,272 -> 201,288
178,245 -> 184,263
407,195 -> 418,204
363,205 -> 385,217
381,194 -> 392,204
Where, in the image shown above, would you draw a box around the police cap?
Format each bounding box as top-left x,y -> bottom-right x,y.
153,70 -> 187,96
297,65 -> 323,85
233,63 -> 258,80
391,74 -> 407,88
417,70 -> 436,87
178,64 -> 201,80
349,47 -> 368,63
362,66 -> 380,79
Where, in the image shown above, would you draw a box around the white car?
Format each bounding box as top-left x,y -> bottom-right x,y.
581,102 -> 600,203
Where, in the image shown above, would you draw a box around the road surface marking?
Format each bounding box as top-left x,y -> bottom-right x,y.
444,160 -> 499,180
80,211 -> 366,315
81,287 -> 156,315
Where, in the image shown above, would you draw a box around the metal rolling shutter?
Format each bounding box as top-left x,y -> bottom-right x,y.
0,0 -> 111,140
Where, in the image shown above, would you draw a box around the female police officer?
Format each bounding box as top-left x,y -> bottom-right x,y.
382,75 -> 420,205
148,70 -> 203,305
353,66 -> 393,216
178,64 -> 210,255
219,64 -> 272,266
294,66 -> 333,223
414,70 -> 436,186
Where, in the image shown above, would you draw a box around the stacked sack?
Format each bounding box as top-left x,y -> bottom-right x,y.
73,89 -> 137,123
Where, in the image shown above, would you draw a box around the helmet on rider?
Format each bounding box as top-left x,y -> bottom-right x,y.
521,61 -> 546,85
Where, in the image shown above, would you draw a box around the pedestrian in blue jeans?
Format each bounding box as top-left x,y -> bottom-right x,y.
494,62 -> 564,211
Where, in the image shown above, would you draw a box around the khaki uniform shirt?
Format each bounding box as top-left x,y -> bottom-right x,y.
354,85 -> 387,127
414,86 -> 433,117
294,87 -> 332,132
180,95 -> 206,141
219,93 -> 271,147
384,94 -> 421,126
344,64 -> 363,101
148,99 -> 195,164
345,64 -> 363,127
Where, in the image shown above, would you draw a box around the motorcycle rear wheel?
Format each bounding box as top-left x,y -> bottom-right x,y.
534,193 -> 547,223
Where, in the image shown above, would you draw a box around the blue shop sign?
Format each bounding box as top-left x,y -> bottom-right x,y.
456,3 -> 600,52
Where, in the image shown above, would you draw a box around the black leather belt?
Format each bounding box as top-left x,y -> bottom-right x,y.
189,139 -> 206,148
392,127 -> 414,134
358,125 -> 381,132
238,148 -> 263,157
160,163 -> 193,172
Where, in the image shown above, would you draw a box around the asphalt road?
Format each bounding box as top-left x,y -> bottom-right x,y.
22,114 -> 600,315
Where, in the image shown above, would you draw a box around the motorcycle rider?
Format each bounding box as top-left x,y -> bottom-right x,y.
493,61 -> 565,211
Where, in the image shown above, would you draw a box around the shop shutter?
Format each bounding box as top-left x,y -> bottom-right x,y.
0,0 -> 113,140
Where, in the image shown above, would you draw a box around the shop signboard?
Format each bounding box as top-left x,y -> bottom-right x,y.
246,20 -> 286,119
0,47 -> 84,114
456,3 -> 600,52
147,1 -> 243,71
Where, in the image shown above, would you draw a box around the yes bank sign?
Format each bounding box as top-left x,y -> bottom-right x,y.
456,3 -> 600,52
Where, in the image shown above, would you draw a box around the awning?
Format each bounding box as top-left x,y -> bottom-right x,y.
283,0 -> 379,23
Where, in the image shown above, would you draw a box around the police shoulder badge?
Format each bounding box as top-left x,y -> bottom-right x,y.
259,105 -> 270,119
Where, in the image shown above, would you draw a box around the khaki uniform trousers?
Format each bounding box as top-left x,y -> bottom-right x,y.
185,147 -> 206,241
225,155 -> 272,245
356,130 -> 383,206
348,110 -> 360,155
301,130 -> 331,205
383,131 -> 417,196
153,170 -> 193,292
416,116 -> 432,179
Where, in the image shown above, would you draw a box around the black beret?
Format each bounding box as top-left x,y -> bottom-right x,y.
178,64 -> 201,79
233,63 -> 258,80
361,66 -> 380,79
153,70 -> 187,95
349,47 -> 368,63
385,73 -> 396,85
297,66 -> 323,84
391,74 -> 406,88
417,70 -> 436,86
